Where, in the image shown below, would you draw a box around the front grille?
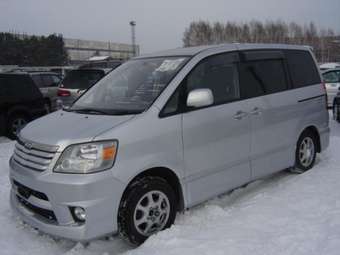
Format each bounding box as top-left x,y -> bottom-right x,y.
12,137 -> 58,172
16,195 -> 57,223
13,180 -> 49,201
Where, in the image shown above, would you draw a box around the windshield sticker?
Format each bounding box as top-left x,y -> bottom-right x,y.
155,58 -> 185,72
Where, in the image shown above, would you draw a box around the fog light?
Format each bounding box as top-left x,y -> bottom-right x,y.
73,207 -> 86,222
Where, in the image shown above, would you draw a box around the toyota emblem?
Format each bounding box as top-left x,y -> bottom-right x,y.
25,143 -> 33,150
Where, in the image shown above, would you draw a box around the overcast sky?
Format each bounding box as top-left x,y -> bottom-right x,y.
0,0 -> 339,53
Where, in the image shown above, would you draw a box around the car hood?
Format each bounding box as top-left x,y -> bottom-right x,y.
20,110 -> 134,150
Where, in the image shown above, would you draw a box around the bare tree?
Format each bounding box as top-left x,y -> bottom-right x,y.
182,19 -> 340,62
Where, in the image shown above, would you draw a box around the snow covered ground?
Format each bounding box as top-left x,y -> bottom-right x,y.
1,119 -> 340,255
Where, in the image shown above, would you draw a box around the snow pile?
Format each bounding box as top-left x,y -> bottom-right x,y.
0,120 -> 339,255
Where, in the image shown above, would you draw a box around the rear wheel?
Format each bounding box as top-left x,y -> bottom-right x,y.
7,113 -> 29,139
293,130 -> 317,173
118,176 -> 177,245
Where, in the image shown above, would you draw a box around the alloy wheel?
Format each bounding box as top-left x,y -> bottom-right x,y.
133,190 -> 170,236
299,137 -> 315,168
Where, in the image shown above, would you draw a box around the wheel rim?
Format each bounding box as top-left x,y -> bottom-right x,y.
133,190 -> 170,237
11,118 -> 27,136
299,137 -> 315,167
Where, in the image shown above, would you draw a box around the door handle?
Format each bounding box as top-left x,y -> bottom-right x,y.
250,107 -> 262,116
233,111 -> 248,120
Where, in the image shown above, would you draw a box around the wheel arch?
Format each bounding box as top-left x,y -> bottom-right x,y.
120,167 -> 185,212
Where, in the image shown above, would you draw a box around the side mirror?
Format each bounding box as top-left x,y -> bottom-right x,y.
186,89 -> 214,108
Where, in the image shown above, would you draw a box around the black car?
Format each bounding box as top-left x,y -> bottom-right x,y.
0,73 -> 48,139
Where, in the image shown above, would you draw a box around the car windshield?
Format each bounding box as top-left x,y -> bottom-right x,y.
61,70 -> 105,90
70,57 -> 188,114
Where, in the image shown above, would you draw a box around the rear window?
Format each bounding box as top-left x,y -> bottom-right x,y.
31,75 -> 44,88
61,70 -> 105,90
284,50 -> 321,88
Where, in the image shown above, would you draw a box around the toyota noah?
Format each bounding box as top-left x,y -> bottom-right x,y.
9,44 -> 330,245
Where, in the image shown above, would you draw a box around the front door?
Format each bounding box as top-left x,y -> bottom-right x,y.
182,52 -> 251,206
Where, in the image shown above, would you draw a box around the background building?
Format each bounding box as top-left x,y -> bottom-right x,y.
64,38 -> 139,65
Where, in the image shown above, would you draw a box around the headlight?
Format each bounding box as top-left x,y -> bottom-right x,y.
54,140 -> 118,174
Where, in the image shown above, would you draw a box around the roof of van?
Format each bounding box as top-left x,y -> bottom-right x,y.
136,43 -> 311,58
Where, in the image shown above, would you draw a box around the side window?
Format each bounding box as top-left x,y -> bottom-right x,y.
239,58 -> 288,99
284,50 -> 321,88
323,71 -> 340,83
186,53 -> 240,105
6,76 -> 41,100
161,89 -> 180,116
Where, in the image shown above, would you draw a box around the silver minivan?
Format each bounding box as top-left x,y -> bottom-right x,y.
9,44 -> 330,245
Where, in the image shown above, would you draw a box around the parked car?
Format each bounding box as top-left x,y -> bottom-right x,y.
0,73 -> 47,139
322,68 -> 340,107
29,72 -> 61,111
319,62 -> 340,71
57,68 -> 108,108
49,66 -> 76,79
10,44 -> 329,245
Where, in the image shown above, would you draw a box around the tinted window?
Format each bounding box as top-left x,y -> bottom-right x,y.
0,75 -> 42,102
186,53 -> 240,105
31,75 -> 44,88
284,50 -> 321,88
41,75 -> 53,87
239,59 -> 288,98
61,70 -> 105,90
323,71 -> 340,83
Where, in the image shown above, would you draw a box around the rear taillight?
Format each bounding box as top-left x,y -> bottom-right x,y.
58,89 -> 71,97
322,82 -> 328,109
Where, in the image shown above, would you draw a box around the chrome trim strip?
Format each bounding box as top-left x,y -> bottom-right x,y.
15,143 -> 55,159
17,136 -> 59,153
14,149 -> 51,166
13,155 -> 47,171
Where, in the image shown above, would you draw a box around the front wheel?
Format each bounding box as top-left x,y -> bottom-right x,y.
118,176 -> 177,245
293,130 -> 317,173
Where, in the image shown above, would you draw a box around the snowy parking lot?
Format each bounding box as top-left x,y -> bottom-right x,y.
1,118 -> 340,255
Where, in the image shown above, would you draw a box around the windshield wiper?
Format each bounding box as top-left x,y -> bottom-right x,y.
66,108 -> 143,115
68,108 -> 111,115
108,109 -> 144,115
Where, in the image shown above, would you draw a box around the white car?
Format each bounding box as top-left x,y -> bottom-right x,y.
322,69 -> 340,107
320,62 -> 340,71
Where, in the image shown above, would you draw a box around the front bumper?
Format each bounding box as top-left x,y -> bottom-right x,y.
9,158 -> 126,241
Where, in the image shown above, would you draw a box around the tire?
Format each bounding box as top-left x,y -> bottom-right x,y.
293,130 -> 317,173
7,113 -> 29,140
118,176 -> 177,245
